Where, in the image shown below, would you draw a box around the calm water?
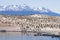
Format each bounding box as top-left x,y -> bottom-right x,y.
0,32 -> 60,40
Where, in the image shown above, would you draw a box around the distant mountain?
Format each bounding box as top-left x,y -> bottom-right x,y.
0,5 -> 60,16
0,5 -> 33,11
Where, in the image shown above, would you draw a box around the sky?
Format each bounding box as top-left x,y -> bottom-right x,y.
0,0 -> 60,13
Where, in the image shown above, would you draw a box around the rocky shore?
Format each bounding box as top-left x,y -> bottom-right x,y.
0,14 -> 60,36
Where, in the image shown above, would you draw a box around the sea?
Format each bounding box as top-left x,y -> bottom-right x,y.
0,32 -> 60,40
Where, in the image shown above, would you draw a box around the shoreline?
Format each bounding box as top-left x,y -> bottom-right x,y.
0,30 -> 60,37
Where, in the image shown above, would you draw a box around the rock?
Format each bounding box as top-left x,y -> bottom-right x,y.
0,14 -> 60,34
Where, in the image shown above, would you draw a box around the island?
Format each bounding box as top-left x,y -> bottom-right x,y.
0,14 -> 60,37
